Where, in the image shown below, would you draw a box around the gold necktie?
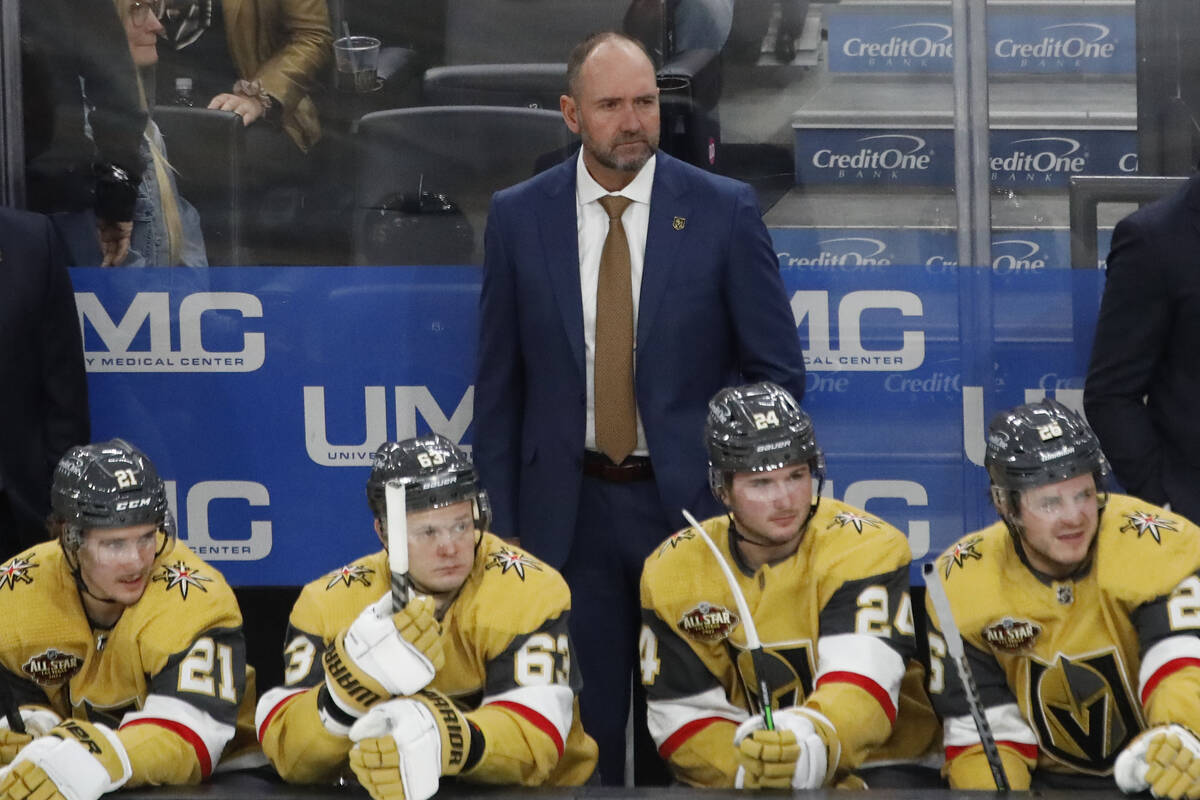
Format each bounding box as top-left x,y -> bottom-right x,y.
595,195 -> 636,464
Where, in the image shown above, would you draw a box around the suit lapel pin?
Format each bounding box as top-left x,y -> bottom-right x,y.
672,216 -> 686,231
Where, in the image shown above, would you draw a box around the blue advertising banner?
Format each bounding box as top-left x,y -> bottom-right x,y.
794,127 -> 1137,188
74,264 -> 1107,586
772,227 -> 1116,271
827,4 -> 1134,75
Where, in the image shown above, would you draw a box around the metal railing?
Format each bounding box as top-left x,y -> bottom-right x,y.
1068,175 -> 1189,269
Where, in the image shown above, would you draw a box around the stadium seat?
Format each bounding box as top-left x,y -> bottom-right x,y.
153,106 -> 245,266
351,105 -> 576,265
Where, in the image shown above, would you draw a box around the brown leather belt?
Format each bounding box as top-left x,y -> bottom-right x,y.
582,450 -> 654,482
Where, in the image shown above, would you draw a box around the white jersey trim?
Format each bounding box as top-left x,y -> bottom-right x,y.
944,703 -> 1037,749
482,684 -> 575,745
1138,634 -> 1200,703
254,686 -> 309,740
816,632 -> 904,708
647,685 -> 748,749
120,693 -> 236,772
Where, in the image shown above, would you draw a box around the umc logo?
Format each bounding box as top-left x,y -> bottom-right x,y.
303,386 -> 473,466
165,479 -> 272,561
792,290 -> 925,372
76,292 -> 265,372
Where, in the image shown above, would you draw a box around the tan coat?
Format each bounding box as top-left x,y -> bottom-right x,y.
223,0 -> 331,151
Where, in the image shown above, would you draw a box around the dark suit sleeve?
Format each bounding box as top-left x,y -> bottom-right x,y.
723,183 -> 806,402
474,194 -> 524,537
36,217 -> 90,475
1084,212 -> 1168,503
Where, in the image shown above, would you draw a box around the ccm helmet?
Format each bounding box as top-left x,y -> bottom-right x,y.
51,439 -> 175,562
366,434 -> 491,532
985,397 -> 1109,518
705,382 -> 824,499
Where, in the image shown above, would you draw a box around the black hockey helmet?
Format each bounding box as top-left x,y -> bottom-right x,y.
985,398 -> 1109,517
366,434 -> 491,532
705,382 -> 824,499
51,438 -> 175,560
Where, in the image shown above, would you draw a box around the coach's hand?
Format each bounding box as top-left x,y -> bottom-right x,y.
0,719 -> 130,800
1117,725 -> 1200,799
733,706 -> 838,790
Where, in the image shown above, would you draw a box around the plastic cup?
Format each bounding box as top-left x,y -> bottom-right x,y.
334,36 -> 382,93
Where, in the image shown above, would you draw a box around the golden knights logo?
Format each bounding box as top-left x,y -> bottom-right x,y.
0,556 -> 36,590
327,564 -> 374,589
730,641 -> 815,716
153,561 -> 212,599
486,547 -> 543,580
1026,649 -> 1141,774
1120,511 -> 1179,544
939,536 -> 984,578
657,528 -> 695,557
827,511 -> 881,533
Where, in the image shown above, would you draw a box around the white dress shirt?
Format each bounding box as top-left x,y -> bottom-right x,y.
575,151 -> 656,456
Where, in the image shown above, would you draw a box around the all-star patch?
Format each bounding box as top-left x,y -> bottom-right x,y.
939,535 -> 984,578
679,602 -> 740,643
485,547 -> 543,580
326,564 -> 374,589
0,556 -> 36,591
827,511 -> 881,533
153,561 -> 212,599
1119,510 -> 1179,544
983,617 -> 1042,652
22,648 -> 83,686
657,528 -> 695,557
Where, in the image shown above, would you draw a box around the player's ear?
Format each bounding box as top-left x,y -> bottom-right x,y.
374,517 -> 387,550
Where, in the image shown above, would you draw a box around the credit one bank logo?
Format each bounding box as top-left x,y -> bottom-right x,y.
811,134 -> 934,176
779,237 -> 893,268
993,23 -> 1116,63
76,292 -> 265,372
792,290 -> 925,371
990,137 -> 1087,182
840,22 -> 953,62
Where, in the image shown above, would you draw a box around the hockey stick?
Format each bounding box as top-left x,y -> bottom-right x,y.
682,509 -> 774,731
385,480 -> 412,610
922,562 -> 1009,790
0,675 -> 24,734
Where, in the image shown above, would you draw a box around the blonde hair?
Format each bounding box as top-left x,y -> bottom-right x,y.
115,0 -> 184,265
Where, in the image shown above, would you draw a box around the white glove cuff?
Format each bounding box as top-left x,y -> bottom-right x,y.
0,708 -> 62,737
345,594 -> 437,696
350,699 -> 442,800
12,723 -> 131,800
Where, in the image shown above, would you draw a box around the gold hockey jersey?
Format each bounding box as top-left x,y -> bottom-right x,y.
256,532 -> 598,786
639,500 -> 940,787
0,541 -> 253,785
927,495 -> 1200,788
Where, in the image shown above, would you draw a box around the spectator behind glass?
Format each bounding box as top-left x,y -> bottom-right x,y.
155,0 -> 331,173
104,0 -> 208,266
20,0 -> 148,266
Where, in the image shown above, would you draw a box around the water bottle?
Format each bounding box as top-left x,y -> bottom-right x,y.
173,77 -> 195,107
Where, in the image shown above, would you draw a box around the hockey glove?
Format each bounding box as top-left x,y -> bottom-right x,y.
0,707 -> 61,765
733,706 -> 838,790
323,593 -> 444,722
1116,725 -> 1200,799
347,689 -> 475,800
0,719 -> 131,800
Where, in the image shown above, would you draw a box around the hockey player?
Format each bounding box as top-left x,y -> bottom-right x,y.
639,382 -> 939,789
928,398 -> 1200,796
255,434 -> 597,798
0,440 -> 254,800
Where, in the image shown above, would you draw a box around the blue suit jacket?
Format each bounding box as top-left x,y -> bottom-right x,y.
474,152 -> 806,568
